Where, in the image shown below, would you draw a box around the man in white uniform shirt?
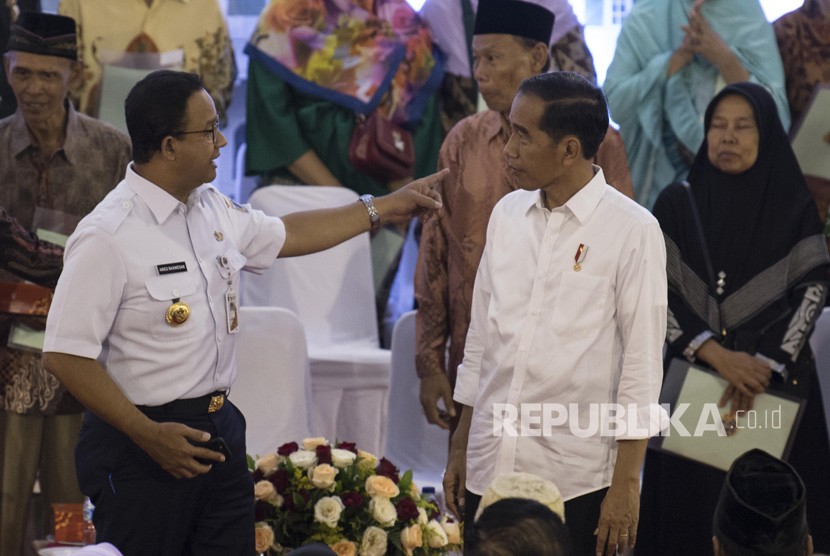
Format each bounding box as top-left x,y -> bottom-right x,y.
41,70 -> 444,555
442,71 -> 668,556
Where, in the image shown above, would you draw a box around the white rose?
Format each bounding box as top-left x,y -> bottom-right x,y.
357,449 -> 377,471
314,496 -> 345,529
331,448 -> 357,468
288,449 -> 317,469
417,507 -> 428,525
426,519 -> 449,548
310,464 -> 338,489
303,437 -> 330,450
360,526 -> 388,556
369,497 -> 397,527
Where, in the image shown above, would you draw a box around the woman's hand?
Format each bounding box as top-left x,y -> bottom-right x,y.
696,339 -> 772,397
682,1 -> 749,82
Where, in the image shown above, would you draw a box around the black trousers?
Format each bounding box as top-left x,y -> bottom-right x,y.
75,400 -> 255,556
464,486 -> 608,556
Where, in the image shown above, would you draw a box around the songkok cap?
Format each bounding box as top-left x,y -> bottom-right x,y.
5,11 -> 77,60
713,449 -> 809,555
475,472 -> 565,522
473,0 -> 555,45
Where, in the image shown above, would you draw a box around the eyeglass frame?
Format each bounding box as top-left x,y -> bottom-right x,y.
171,121 -> 219,145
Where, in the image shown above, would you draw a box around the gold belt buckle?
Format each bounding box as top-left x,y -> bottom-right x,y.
208,394 -> 225,413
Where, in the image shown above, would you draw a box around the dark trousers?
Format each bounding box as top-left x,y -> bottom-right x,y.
564,487 -> 608,556
75,400 -> 254,556
463,486 -> 608,556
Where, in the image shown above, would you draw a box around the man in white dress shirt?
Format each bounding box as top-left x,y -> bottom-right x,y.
442,71 -> 668,556
41,70 -> 444,555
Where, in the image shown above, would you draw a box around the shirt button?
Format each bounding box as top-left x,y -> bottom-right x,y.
122,201 -> 131,209
172,289 -> 180,297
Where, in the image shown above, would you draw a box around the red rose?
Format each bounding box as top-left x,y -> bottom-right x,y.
315,444 -> 333,465
269,469 -> 290,494
277,441 -> 299,456
254,500 -> 270,521
395,497 -> 419,522
341,491 -> 365,508
375,458 -> 400,483
336,441 -> 358,454
252,468 -> 265,483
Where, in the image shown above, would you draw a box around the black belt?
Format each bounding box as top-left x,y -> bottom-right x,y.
137,391 -> 227,417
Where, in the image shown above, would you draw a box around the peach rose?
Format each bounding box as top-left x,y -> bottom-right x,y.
441,517 -> 462,545
365,475 -> 400,499
400,524 -> 423,554
266,0 -> 325,32
254,523 -> 275,553
310,463 -> 338,489
254,480 -> 278,503
255,453 -> 280,476
329,539 -> 358,556
302,436 -> 330,450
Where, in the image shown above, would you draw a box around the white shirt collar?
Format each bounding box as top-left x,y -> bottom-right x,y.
525,165 -> 607,224
124,164 -> 184,224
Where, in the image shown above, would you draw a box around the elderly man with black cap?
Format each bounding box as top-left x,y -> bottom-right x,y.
0,11 -> 130,555
713,449 -> 813,556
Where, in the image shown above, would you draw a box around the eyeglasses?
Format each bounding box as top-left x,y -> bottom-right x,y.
173,122 -> 219,145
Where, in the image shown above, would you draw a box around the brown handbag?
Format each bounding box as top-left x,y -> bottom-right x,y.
348,111 -> 415,182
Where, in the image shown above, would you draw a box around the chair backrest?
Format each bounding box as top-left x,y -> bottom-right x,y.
233,306 -> 312,456
241,185 -> 380,349
808,307 -> 830,439
385,310 -> 449,485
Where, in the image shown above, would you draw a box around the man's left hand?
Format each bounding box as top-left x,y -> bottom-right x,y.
595,480 -> 639,555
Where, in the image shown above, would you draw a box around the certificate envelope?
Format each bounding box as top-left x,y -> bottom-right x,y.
790,85 -> 830,180
655,359 -> 804,472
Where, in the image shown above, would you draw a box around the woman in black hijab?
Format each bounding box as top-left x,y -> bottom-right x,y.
637,82 -> 830,555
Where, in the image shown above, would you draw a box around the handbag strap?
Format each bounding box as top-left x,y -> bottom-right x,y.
461,0 -> 479,99
681,180 -> 717,294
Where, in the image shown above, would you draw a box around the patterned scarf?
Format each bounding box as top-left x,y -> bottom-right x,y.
246,0 -> 443,125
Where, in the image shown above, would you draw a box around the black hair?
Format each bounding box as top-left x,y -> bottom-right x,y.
517,71 -> 608,159
125,70 -> 204,164
467,498 -> 574,556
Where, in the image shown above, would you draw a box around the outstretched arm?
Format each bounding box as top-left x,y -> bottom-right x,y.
278,170 -> 446,257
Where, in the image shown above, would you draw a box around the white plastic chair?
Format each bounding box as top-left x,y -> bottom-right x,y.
386,310 -> 448,488
240,186 -> 391,455
808,307 -> 830,438
233,306 -> 312,457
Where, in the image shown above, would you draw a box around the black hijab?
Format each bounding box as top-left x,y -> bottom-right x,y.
680,82 -> 821,293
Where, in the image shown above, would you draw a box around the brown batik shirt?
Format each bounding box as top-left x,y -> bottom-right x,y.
0,103 -> 131,414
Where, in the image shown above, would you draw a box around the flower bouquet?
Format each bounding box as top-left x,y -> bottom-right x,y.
250,437 -> 462,555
